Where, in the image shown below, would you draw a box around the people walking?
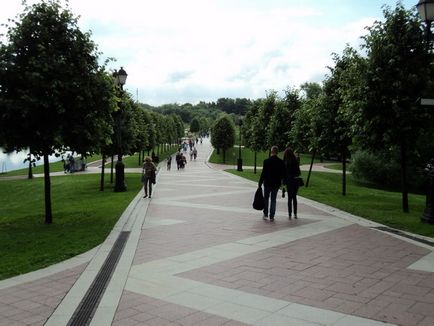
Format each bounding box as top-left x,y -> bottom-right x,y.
193,147 -> 197,160
176,151 -> 182,170
283,147 -> 301,219
167,155 -> 172,171
258,146 -> 285,221
142,156 -> 156,198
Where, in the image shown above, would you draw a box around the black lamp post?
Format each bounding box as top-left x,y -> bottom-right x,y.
416,1 -> 434,223
113,67 -> 128,192
237,119 -> 243,172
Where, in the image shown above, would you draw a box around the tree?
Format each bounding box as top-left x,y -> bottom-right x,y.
0,0 -> 115,223
267,101 -> 291,150
356,4 -> 433,211
189,117 -> 200,133
211,115 -> 236,163
256,91 -> 278,153
319,48 -> 358,195
242,99 -> 263,173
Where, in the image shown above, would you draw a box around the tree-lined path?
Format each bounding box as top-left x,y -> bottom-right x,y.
0,139 -> 433,326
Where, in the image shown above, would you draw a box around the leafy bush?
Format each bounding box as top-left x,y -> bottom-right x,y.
352,150 -> 400,188
351,150 -> 426,192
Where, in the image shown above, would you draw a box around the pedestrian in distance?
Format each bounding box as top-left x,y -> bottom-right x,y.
283,147 -> 301,219
193,147 -> 197,160
258,146 -> 285,221
167,155 -> 172,171
179,153 -> 187,169
142,156 -> 156,198
176,151 -> 182,170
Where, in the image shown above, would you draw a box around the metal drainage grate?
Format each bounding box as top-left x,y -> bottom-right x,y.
373,226 -> 434,247
67,231 -> 130,326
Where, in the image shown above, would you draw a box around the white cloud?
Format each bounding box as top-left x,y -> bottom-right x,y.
0,0 -> 414,105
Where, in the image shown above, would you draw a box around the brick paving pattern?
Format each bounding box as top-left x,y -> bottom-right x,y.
0,264 -> 86,326
1,139 -> 433,326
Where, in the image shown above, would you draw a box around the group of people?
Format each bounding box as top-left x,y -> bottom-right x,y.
61,154 -> 86,173
142,145 -> 200,198
174,151 -> 187,169
141,142 -> 300,218
259,145 -> 301,221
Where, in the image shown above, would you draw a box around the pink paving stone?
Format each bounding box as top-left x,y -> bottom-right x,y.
172,223 -> 434,326
112,317 -> 141,326
130,311 -> 156,323
177,311 -> 218,326
409,302 -> 434,317
418,316 -> 434,326
145,303 -> 197,321
293,286 -> 335,301
353,303 -> 386,319
389,283 -> 431,297
0,263 -> 86,325
375,305 -> 425,326
0,318 -> 26,326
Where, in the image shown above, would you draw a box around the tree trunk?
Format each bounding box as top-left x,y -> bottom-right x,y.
28,160 -> 33,179
342,149 -> 347,196
400,140 -> 409,213
254,151 -> 257,174
138,151 -> 141,166
306,149 -> 316,188
223,149 -> 226,163
100,153 -> 105,191
110,155 -> 114,184
43,153 -> 52,224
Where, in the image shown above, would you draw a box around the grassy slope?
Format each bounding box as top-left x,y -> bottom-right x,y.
0,173 -> 141,280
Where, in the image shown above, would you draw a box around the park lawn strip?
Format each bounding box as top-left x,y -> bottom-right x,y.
115,146 -> 179,169
0,173 -> 142,280
209,148 -> 335,166
228,169 -> 434,238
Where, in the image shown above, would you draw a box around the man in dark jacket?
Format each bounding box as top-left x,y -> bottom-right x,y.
258,146 -> 285,221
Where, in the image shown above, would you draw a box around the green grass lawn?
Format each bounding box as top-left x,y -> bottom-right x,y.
0,173 -> 142,280
228,169 -> 434,238
105,146 -> 179,169
209,147 -> 334,166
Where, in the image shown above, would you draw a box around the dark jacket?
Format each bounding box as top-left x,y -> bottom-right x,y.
259,155 -> 285,188
284,159 -> 301,182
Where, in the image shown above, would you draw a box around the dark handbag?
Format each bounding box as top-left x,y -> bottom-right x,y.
253,187 -> 265,210
141,174 -> 145,183
296,177 -> 304,187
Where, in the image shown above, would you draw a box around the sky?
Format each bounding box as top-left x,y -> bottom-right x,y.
0,0 -> 418,106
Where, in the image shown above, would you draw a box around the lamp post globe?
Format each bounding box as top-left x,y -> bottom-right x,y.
417,0 -> 434,44
117,67 -> 128,89
114,67 -> 128,192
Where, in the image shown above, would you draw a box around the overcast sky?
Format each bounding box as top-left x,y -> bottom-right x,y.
1,0 -> 417,105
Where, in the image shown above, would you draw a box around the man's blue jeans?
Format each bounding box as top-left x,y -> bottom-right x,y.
263,186 -> 279,218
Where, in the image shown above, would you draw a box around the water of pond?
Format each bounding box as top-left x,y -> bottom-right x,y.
0,148 -> 63,173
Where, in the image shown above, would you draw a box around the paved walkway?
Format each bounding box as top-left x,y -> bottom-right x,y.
1,139 -> 434,326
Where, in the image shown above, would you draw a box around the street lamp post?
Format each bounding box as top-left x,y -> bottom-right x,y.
237,119 -> 243,172
416,0 -> 434,223
113,67 -> 128,192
